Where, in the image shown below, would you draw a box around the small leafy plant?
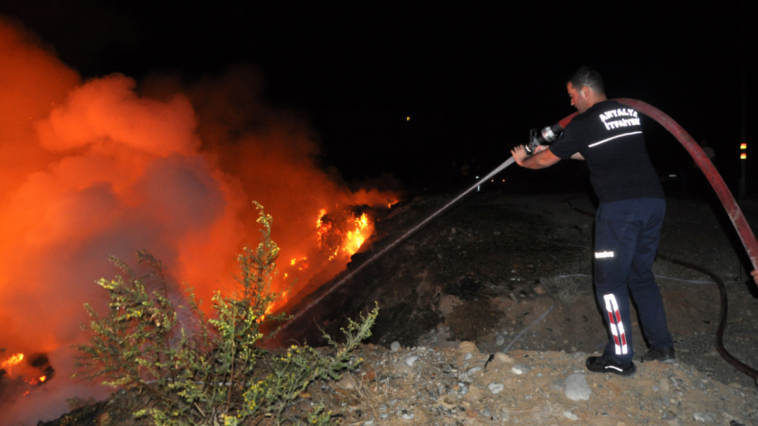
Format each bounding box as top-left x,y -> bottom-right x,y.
75,202 -> 378,425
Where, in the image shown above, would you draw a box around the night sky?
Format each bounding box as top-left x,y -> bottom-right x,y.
2,1 -> 754,192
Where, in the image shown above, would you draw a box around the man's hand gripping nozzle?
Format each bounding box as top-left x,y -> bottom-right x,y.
524,122 -> 564,156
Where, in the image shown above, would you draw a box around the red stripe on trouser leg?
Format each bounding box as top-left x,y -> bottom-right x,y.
604,294 -> 628,355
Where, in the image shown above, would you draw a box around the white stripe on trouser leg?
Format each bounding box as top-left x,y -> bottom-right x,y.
603,294 -> 628,355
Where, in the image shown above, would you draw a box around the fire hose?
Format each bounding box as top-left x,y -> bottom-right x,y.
283,99 -> 758,380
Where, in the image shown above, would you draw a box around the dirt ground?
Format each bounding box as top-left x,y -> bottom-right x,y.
42,191 -> 758,425
277,190 -> 758,424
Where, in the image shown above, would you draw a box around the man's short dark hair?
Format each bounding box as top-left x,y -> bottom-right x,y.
567,66 -> 605,94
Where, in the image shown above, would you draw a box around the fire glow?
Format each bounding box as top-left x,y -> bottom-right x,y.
1,353 -> 24,370
0,16 -> 398,423
1,352 -> 55,402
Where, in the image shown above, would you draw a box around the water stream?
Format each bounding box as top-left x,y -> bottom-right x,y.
282,156 -> 517,329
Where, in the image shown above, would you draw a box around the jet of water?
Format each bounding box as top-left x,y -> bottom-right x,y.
281,156 -> 517,330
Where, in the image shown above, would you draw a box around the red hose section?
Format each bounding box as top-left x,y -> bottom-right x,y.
558,111 -> 579,129
613,98 -> 758,271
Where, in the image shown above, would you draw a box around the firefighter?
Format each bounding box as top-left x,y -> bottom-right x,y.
511,66 -> 674,376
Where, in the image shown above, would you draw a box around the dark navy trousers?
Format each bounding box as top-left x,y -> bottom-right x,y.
594,198 -> 673,364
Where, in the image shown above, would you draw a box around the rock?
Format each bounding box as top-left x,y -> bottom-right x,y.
459,384 -> 469,395
563,410 -> 579,421
572,351 -> 587,360
336,375 -> 355,390
439,295 -> 463,316
467,366 -> 482,375
438,395 -> 457,410
458,341 -> 478,353
399,410 -> 414,420
358,370 -> 376,383
404,355 -> 419,367
693,412 -> 714,423
659,377 -> 670,394
501,408 -> 510,421
97,412 -> 111,426
550,378 -> 566,392
533,285 -> 546,295
464,352 -> 473,360
488,383 -> 504,394
494,352 -> 514,364
391,341 -> 401,352
511,364 -> 531,375
565,374 -> 592,401
465,385 -> 482,401
481,408 -> 492,418
495,335 -> 505,346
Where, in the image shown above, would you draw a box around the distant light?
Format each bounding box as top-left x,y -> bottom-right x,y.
741,153 -> 747,160
406,116 -> 410,121
741,143 -> 747,150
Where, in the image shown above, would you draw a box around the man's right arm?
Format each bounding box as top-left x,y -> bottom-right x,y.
511,145 -> 562,169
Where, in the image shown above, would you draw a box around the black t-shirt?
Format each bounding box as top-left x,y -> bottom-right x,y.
549,100 -> 664,203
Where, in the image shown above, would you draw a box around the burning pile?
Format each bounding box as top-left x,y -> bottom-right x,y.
266,206 -> 381,315
0,16 -> 398,424
0,352 -> 54,402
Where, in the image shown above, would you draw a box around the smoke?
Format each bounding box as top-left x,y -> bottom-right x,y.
0,17 -> 396,425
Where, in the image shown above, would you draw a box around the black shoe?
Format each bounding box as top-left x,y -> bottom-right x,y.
642,346 -> 676,363
585,354 -> 637,377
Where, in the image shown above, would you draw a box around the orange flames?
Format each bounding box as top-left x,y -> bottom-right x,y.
1,353 -> 24,369
343,213 -> 370,255
268,208 -> 377,313
26,376 -> 46,385
0,16 -> 398,422
1,353 -> 51,397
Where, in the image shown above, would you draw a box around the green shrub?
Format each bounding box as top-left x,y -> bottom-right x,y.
75,202 -> 378,425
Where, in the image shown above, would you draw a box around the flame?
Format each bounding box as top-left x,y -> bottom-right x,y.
343,213 -> 370,255
316,209 -> 326,228
1,353 -> 24,369
0,18 -> 399,422
290,256 -> 309,271
316,209 -> 330,249
39,375 -> 47,382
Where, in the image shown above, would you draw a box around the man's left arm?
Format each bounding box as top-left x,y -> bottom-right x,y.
511,145 -> 562,169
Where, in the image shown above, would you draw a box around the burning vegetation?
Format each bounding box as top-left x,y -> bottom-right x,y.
0,352 -> 55,402
0,16 -> 397,424
67,204 -> 378,425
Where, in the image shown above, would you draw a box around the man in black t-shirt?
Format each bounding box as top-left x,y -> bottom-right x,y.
511,67 -> 674,377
